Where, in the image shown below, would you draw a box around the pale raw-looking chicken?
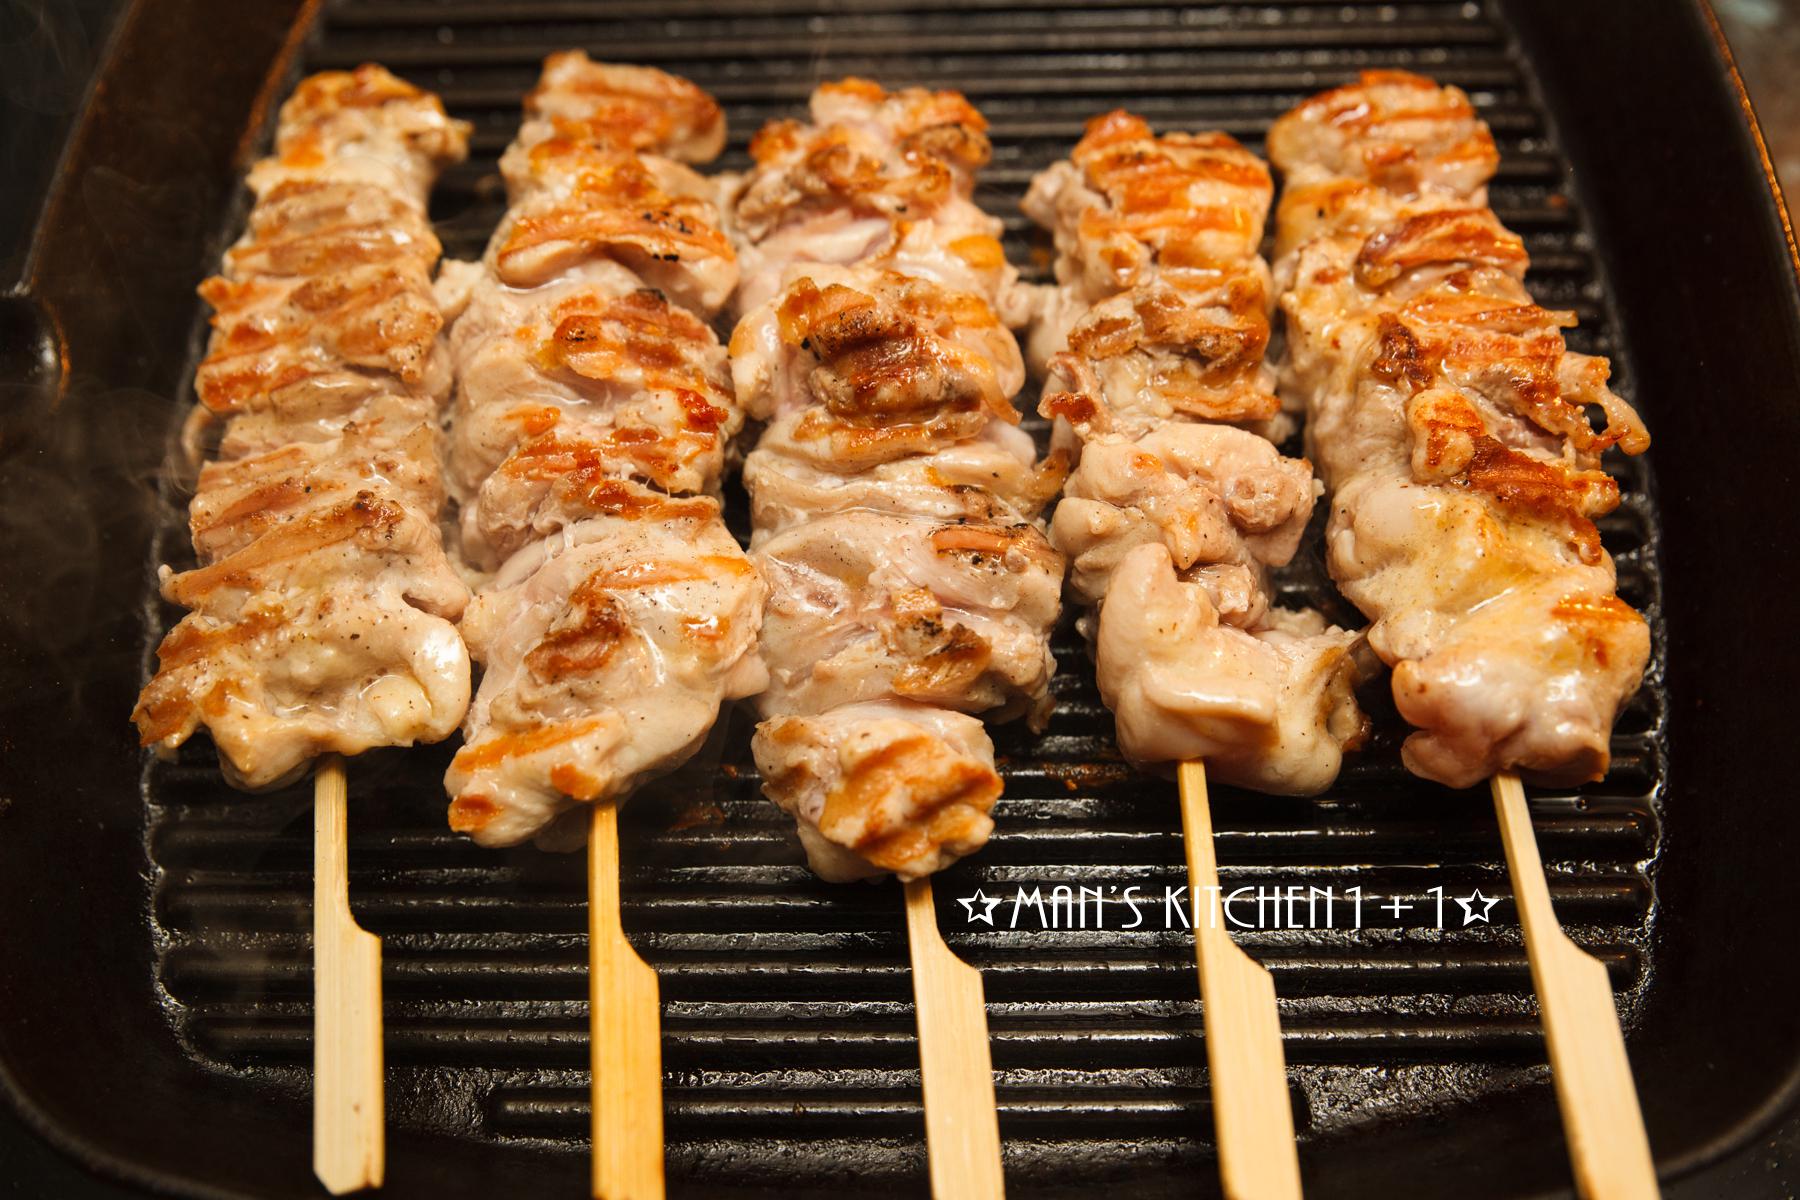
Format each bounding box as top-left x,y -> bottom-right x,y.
726,80 -> 1068,881
756,510 -> 1063,722
1269,70 -> 1652,788
1024,111 -> 1370,796
1097,545 -> 1367,796
744,418 -> 1059,536
135,65 -> 473,788
441,55 -> 766,847
721,77 -> 1029,322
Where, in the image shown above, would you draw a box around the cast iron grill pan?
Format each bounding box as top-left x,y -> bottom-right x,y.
139,0 -> 1668,1194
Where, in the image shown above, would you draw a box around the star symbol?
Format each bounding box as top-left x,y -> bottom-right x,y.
958,888 -> 1003,925
1456,890 -> 1500,926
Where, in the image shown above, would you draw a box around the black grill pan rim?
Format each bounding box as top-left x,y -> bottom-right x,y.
3,0 -> 1798,1196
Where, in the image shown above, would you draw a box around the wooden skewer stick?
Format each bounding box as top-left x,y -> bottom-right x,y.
589,802 -> 665,1200
1491,772 -> 1659,1200
313,754 -> 385,1194
903,876 -> 1005,1199
1178,761 -> 1303,1200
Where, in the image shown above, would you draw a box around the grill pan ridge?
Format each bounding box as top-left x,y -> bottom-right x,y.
144,0 -> 1666,1191
12,0 -> 1800,1197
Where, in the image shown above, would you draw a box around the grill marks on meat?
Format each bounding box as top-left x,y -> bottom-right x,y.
446,511 -> 765,847
722,78 -> 1027,321
446,274 -> 737,564
1026,111 -> 1371,796
1269,70 -> 1652,788
729,267 -> 1028,475
1024,112 -> 1284,431
442,54 -> 765,846
517,51 -> 726,164
495,153 -> 738,310
134,66 -> 473,788
753,702 -> 1003,882
729,81 -> 1067,881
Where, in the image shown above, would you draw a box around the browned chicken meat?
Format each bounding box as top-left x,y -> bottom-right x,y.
1025,111 -> 1369,796
1269,70 -> 1651,788
441,55 -> 767,847
753,701 -> 1003,881
506,51 -> 727,165
134,65 -> 473,789
726,80 -> 1068,880
1024,112 -> 1283,433
722,77 -> 1028,322
446,502 -> 766,846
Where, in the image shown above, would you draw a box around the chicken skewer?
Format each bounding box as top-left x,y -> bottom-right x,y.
721,79 -> 1071,1196
432,54 -> 765,1200
1268,71 -> 1657,1198
131,66 -> 473,1192
1023,110 -> 1372,1199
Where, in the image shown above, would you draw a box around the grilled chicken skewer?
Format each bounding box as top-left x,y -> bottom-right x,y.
1269,71 -> 1657,1198
433,54 -> 765,1200
131,66 -> 473,1192
721,79 -> 1070,1196
1024,111 -> 1372,1199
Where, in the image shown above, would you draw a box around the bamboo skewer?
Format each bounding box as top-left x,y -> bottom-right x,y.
904,876 -> 1006,1199
312,754 -> 385,1194
1491,773 -> 1659,1200
589,802 -> 665,1200
1178,761 -> 1303,1200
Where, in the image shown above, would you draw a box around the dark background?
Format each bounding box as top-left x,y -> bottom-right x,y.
1,1 -> 1796,1195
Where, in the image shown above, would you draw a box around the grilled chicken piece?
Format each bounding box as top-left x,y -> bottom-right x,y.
1023,112 -> 1281,432
731,264 -> 1024,421
490,60 -> 737,315
1026,111 -> 1368,796
494,152 -> 738,314
138,492 -> 471,791
1097,545 -> 1366,795
135,66 -> 472,787
1049,423 -> 1316,619
447,509 -> 768,847
440,57 -> 763,845
1270,70 -> 1651,788
196,259 -> 447,415
137,494 -> 470,788
192,177 -> 450,454
135,582 -> 470,791
200,390 -> 434,464
509,51 -> 726,167
722,78 -> 1026,320
445,269 -> 739,567
754,701 -> 1002,882
731,81 -> 1066,878
188,422 -> 444,562
756,511 -> 1062,723
745,419 -> 1063,537
249,64 -> 471,200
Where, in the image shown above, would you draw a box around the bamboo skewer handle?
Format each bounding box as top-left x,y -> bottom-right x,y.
904,876 -> 1005,1199
1491,773 -> 1659,1200
313,754 -> 385,1194
589,802 -> 665,1200
1178,761 -> 1303,1200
